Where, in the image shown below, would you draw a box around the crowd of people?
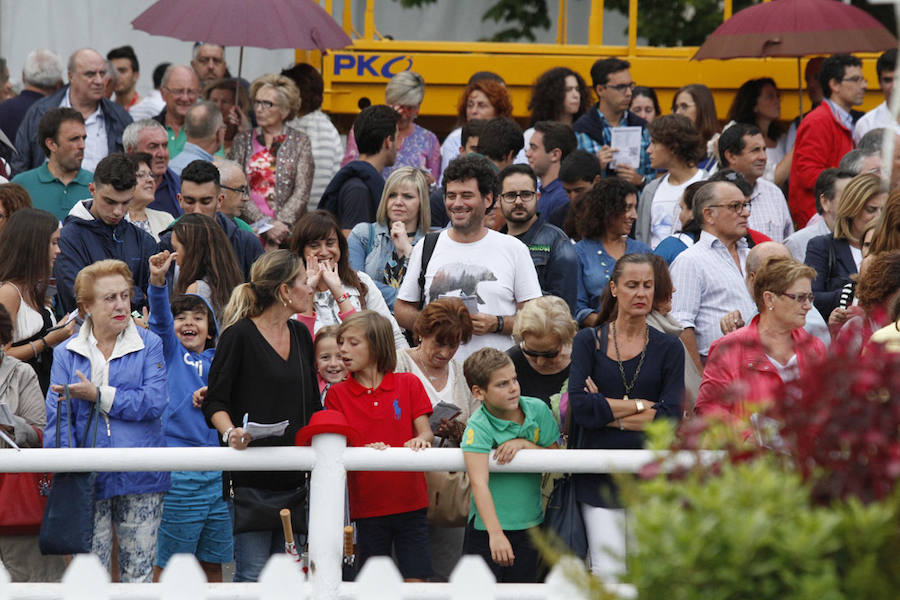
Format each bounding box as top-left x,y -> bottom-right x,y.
0,41 -> 899,587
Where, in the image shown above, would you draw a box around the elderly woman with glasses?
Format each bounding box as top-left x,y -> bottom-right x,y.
342,71 -> 441,184
695,256 -> 826,419
507,296 -> 577,409
229,74 -> 314,251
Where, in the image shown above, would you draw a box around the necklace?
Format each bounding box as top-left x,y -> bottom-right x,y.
412,348 -> 443,381
611,321 -> 649,402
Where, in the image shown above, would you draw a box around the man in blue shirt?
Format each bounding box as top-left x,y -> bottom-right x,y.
167,101 -> 224,176
573,58 -> 652,188
12,107 -> 92,220
525,120 -> 576,217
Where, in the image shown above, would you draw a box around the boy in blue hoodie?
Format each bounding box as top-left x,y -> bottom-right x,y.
147,250 -> 232,581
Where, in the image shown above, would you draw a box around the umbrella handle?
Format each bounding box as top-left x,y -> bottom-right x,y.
280,508 -> 294,545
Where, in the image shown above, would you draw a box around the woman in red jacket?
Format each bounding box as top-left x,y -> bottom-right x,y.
695,256 -> 826,419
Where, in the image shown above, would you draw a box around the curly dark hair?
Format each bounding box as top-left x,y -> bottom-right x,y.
726,77 -> 784,141
527,67 -> 591,126
281,63 -> 323,113
856,251 -> 900,309
442,154 -> 498,200
576,177 -> 639,240
456,79 -> 513,123
648,114 -> 702,166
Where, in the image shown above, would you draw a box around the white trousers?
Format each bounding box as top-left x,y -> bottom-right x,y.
580,503 -> 626,579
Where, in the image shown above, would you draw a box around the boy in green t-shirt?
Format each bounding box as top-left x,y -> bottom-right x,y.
461,347 -> 560,583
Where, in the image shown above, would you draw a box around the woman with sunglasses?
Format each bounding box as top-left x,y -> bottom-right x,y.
507,296 -> 577,408
696,256 -> 826,419
229,74 -> 313,251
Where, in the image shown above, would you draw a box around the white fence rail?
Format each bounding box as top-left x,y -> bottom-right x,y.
1,433 -> 714,599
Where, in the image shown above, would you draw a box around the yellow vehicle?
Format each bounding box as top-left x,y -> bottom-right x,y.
299,0 -> 884,136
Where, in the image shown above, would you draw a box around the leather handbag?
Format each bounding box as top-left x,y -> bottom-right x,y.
0,472 -> 50,534
543,413 -> 588,558
232,482 -> 308,535
39,391 -> 100,555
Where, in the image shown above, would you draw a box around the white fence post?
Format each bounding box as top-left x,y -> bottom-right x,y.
354,556 -> 403,600
545,556 -> 591,599
259,554 -> 307,599
160,554 -> 206,600
0,559 -> 10,600
307,432 -> 348,599
449,555 -> 496,600
61,554 -> 109,600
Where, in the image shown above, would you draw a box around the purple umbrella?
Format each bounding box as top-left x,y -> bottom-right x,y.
132,0 -> 352,77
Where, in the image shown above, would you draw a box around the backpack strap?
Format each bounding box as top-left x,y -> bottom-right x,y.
417,232 -> 441,308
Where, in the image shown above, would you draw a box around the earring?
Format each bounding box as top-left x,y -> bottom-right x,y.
768,306 -> 774,311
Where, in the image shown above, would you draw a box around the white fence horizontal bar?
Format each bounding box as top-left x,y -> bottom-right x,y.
0,446 -> 718,474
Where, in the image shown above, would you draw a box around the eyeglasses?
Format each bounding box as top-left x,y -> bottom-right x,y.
708,200 -> 752,214
499,190 -> 536,203
519,342 -> 560,359
221,183 -> 249,196
164,87 -> 200,98
135,171 -> 154,181
607,82 -> 636,93
779,291 -> 814,305
253,99 -> 276,110
841,75 -> 867,84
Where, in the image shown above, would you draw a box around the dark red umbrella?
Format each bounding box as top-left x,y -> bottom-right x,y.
692,0 -> 896,60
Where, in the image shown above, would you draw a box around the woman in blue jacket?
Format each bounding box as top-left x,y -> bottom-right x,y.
45,259 -> 168,583
347,167 -> 430,310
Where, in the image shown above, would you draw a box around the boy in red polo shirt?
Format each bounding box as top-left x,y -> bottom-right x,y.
324,311 -> 434,581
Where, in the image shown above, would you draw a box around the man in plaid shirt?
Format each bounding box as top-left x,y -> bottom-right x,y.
573,58 -> 653,189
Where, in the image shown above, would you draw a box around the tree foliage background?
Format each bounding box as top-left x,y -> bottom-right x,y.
392,0 -> 896,45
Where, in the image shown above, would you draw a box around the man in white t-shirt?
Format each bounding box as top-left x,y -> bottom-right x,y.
636,114 -> 706,248
396,154 -> 542,361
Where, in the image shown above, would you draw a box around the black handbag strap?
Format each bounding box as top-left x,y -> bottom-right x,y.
56,385 -> 100,450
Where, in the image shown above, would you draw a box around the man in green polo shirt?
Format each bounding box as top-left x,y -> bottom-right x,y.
12,107 -> 92,221
461,347 -> 560,583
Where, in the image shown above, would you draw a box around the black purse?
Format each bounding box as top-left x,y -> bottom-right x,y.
232,484 -> 308,534
231,324 -> 311,535
39,389 -> 100,555
543,404 -> 588,559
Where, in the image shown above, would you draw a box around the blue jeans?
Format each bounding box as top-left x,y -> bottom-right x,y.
232,529 -> 287,582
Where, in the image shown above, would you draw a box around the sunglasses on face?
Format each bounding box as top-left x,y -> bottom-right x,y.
520,341 -> 560,359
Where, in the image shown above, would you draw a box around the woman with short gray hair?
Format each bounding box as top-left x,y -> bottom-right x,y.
341,71 -> 441,183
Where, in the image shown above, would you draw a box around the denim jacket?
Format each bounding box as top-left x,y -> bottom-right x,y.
575,237 -> 652,324
347,221 -> 425,310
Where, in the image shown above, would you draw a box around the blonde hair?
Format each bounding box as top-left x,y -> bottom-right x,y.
384,71 -> 425,106
512,296 -> 577,344
250,74 -> 301,120
375,166 -> 430,232
752,256 -> 817,312
221,250 -> 303,330
74,259 -> 134,318
833,173 -> 884,241
337,311 -> 396,374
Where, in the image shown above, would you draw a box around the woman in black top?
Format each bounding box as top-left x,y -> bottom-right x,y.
507,295 -> 576,412
202,249 -> 320,582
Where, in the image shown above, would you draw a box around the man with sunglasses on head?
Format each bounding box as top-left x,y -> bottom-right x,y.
573,58 -> 652,188
670,179 -> 758,374
498,164 -> 577,315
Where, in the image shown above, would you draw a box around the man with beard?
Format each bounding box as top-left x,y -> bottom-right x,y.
12,108 -> 92,220
498,164 -> 576,315
12,48 -> 132,174
395,154 -> 542,361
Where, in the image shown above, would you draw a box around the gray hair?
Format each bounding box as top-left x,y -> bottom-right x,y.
184,101 -> 223,140
857,128 -> 885,155
122,119 -> 166,152
192,42 -> 225,61
692,180 -> 734,224
106,60 -> 118,86
385,70 -> 425,106
23,49 -> 63,89
839,149 -> 865,174
213,157 -> 244,181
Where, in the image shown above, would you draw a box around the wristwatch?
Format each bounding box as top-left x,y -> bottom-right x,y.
494,315 -> 504,333
222,427 -> 235,444
635,399 -> 645,413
